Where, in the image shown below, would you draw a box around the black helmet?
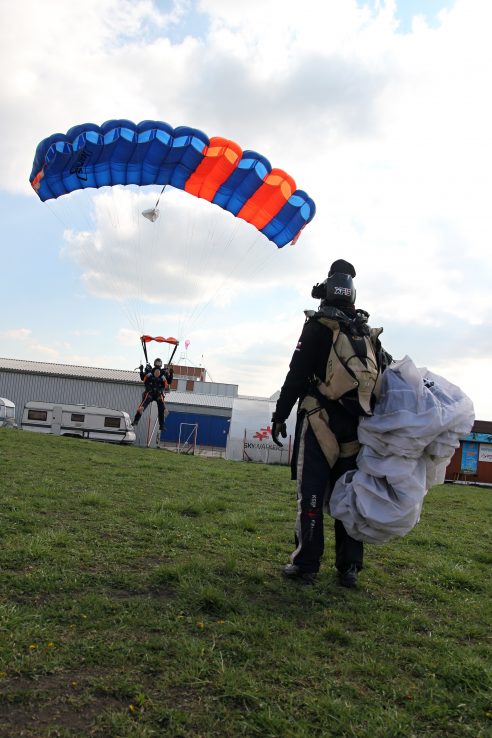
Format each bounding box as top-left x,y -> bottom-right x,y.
311,272 -> 356,305
328,259 -> 356,278
325,272 -> 356,305
154,358 -> 163,368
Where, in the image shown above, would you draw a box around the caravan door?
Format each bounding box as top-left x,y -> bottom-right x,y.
52,405 -> 63,435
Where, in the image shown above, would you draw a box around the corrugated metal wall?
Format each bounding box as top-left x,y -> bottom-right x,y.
0,370 -> 232,448
0,371 -> 138,422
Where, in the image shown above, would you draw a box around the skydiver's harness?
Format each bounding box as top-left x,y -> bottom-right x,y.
136,374 -> 168,414
296,307 -> 386,470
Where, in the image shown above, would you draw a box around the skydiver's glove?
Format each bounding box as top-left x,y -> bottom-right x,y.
271,415 -> 287,447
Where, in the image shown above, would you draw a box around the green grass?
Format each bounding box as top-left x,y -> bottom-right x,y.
0,428 -> 491,738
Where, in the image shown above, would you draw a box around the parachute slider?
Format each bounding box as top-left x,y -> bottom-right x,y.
142,208 -> 159,222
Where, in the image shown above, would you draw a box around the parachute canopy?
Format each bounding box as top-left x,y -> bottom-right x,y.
140,335 -> 179,365
141,335 -> 179,345
29,119 -> 316,247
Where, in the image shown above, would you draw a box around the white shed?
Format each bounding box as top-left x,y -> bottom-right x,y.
225,395 -> 297,464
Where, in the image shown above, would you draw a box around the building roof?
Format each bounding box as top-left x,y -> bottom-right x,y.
0,357 -> 237,408
0,357 -> 140,383
473,420 -> 492,434
168,392 -> 234,409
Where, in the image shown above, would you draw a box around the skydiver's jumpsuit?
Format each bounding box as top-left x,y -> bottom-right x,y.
273,305 -> 377,575
133,371 -> 169,431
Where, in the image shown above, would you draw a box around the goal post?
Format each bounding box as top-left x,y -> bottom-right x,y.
178,422 -> 198,454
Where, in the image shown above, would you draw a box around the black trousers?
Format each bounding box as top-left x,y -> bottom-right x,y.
133,392 -> 166,430
290,423 -> 363,574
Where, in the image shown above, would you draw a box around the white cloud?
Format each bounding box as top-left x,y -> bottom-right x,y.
1,328 -> 32,341
0,0 -> 491,416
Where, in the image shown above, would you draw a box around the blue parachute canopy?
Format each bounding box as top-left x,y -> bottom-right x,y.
30,119 -> 316,247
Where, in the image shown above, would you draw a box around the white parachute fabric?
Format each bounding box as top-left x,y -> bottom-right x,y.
329,356 -> 475,543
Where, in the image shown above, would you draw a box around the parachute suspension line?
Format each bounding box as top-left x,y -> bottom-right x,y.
176,194 -> 205,340
95,183 -> 158,338
124,186 -> 142,336
45,198 -> 76,230
235,237 -> 280,292
178,230 -> 271,338
135,184 -> 168,337
63,185 -> 144,339
131,184 -> 148,337
216,231 -> 276,307
46,189 -> 136,331
154,184 -> 167,211
175,230 -> 224,337
98,185 -> 142,336
175,213 -> 271,340
135,185 -> 165,338
175,199 -> 251,340
175,214 -> 209,339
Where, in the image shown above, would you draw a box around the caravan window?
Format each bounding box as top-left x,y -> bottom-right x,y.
71,413 -> 85,422
104,416 -> 121,428
28,409 -> 48,421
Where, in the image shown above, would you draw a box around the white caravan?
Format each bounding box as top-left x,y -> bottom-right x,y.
0,398 -> 16,428
21,401 -> 136,444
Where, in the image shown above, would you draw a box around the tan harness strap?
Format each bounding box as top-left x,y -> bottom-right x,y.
300,395 -> 340,468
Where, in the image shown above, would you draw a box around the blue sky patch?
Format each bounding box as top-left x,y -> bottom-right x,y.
359,0 -> 455,33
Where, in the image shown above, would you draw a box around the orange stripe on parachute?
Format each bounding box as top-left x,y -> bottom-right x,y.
141,335 -> 179,345
31,169 -> 44,191
237,169 -> 296,230
185,137 -> 242,202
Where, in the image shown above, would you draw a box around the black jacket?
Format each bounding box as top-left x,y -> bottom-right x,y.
143,373 -> 167,397
140,365 -> 173,385
274,304 -> 366,422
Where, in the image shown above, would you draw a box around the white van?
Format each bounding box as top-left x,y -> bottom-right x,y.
21,401 -> 136,444
0,398 -> 16,428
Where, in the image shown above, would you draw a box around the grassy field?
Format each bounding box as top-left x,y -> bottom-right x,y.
0,428 -> 491,738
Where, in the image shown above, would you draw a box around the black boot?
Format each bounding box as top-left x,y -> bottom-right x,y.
338,563 -> 358,588
283,563 -> 317,585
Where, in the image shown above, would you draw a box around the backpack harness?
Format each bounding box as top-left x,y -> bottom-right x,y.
313,315 -> 383,417
295,309 -> 385,470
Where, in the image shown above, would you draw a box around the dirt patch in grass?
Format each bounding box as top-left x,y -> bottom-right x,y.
0,670 -> 123,737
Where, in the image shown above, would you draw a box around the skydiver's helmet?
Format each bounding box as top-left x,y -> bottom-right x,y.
154,358 -> 163,368
311,258 -> 356,306
321,272 -> 356,305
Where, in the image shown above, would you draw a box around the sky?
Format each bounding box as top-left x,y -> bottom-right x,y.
1,0 -> 491,419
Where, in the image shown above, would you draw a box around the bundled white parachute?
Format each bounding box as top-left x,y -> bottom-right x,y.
329,356 -> 475,543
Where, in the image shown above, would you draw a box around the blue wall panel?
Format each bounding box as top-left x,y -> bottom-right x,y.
162,411 -> 231,447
